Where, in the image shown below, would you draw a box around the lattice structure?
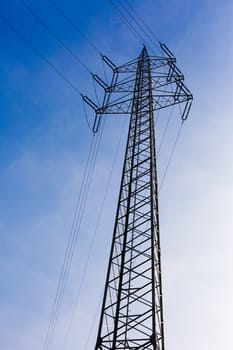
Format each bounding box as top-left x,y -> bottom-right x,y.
83,45 -> 192,350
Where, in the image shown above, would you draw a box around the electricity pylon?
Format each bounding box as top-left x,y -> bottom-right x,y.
83,44 -> 192,350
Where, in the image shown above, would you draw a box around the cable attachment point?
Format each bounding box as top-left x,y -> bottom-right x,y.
160,43 -> 175,58
101,54 -> 116,71
181,98 -> 193,121
81,94 -> 102,133
81,94 -> 99,111
91,73 -> 108,90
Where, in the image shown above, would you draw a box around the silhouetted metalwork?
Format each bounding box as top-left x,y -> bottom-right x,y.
83,44 -> 192,350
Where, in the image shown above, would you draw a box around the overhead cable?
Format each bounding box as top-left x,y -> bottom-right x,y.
157,106 -> 175,156
115,0 -> 162,54
109,0 -> 146,47
42,135 -> 95,349
47,0 -> 112,91
48,0 -> 101,55
0,14 -> 82,95
62,118 -> 127,349
124,0 -> 162,48
84,295 -> 103,350
0,11 -> 105,350
19,0 -> 91,74
159,121 -> 184,192
43,120 -> 105,350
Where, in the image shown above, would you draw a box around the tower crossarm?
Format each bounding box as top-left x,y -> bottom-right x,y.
82,46 -> 192,133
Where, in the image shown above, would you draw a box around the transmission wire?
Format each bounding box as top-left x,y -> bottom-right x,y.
48,0 -> 111,83
48,0 -> 101,55
19,0 -> 105,132
157,106 -> 175,156
43,117 -> 106,350
0,14 -> 82,95
115,0 -> 162,54
124,0 -> 162,47
159,121 -> 184,192
42,0 -> 111,92
20,0 -> 108,99
84,295 -> 103,350
19,0 -> 91,73
102,58 -> 109,85
43,136 -> 96,350
82,99 -> 93,132
0,12 -> 107,350
109,0 -> 146,47
21,0 -> 107,113
93,79 -> 101,106
62,118 -> 127,349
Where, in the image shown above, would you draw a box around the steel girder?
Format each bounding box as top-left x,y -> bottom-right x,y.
83,44 -> 192,350
95,47 -> 165,350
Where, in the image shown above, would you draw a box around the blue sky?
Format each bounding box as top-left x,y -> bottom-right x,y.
1,0 -> 233,349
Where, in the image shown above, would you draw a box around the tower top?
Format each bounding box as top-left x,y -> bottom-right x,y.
141,45 -> 148,56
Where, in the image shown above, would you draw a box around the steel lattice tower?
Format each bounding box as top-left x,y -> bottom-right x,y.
83,44 -> 192,350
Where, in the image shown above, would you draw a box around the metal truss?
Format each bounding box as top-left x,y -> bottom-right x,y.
83,45 -> 192,350
82,43 -> 192,133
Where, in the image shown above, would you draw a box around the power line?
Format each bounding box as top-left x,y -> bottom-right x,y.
108,0 -> 146,47
48,136 -> 98,348
82,98 -> 93,132
43,120 -> 105,350
115,0 -> 162,54
0,11 -> 105,350
61,117 -> 127,349
124,0 -> 162,47
0,14 -> 82,95
61,123 -> 105,350
159,121 -> 184,192
19,0 -> 91,73
48,0 -> 114,88
84,294 -> 103,350
1,6 -> 106,342
157,106 -> 175,156
42,135 -> 97,349
48,0 -> 101,55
